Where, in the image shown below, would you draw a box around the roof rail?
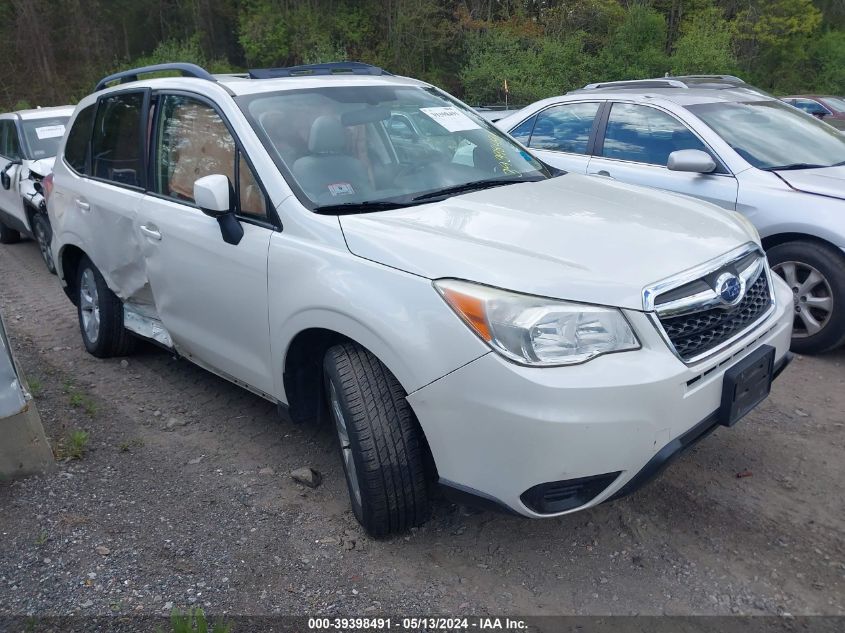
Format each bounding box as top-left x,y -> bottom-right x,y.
670,74 -> 745,84
248,62 -> 389,79
581,79 -> 688,91
95,62 -> 215,91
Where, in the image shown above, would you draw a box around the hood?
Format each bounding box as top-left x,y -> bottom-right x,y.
26,157 -> 55,178
776,165 -> 845,200
339,175 -> 753,310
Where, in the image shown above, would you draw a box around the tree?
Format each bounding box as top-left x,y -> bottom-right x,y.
670,6 -> 738,74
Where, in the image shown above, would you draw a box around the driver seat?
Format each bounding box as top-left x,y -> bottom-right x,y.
293,116 -> 371,201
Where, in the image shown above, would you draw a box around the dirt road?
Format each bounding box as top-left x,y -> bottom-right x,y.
1,240 -> 843,618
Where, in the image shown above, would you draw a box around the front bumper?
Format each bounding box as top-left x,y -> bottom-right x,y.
407,275 -> 794,518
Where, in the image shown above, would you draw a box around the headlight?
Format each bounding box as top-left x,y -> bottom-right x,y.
434,279 -> 640,366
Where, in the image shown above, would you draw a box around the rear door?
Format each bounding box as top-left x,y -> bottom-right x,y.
587,102 -> 739,210
508,101 -> 604,173
0,119 -> 27,230
137,92 -> 276,395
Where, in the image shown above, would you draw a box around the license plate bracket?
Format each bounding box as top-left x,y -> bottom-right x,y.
719,345 -> 775,427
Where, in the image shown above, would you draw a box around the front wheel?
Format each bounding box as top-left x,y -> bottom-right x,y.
769,240 -> 845,354
323,342 -> 430,536
76,255 -> 136,358
32,213 -> 56,274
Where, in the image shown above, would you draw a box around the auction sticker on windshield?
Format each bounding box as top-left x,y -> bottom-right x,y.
419,106 -> 480,132
35,125 -> 66,140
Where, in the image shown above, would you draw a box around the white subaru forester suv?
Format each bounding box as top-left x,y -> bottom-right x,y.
49,62 -> 793,536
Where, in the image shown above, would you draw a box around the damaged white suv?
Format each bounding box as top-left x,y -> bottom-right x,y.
50,63 -> 794,536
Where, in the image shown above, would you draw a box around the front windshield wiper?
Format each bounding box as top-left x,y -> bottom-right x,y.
312,200 -> 412,215
764,163 -> 827,171
412,177 -> 540,202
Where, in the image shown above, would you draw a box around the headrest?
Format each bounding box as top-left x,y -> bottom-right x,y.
308,116 -> 346,154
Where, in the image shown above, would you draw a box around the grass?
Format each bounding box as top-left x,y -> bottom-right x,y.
161,608 -> 232,633
27,378 -> 43,398
118,438 -> 144,453
54,429 -> 90,460
34,531 -> 49,546
63,380 -> 98,416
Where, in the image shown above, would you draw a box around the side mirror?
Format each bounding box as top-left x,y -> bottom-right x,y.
667,149 -> 717,174
193,174 -> 243,246
813,111 -> 828,119
1,160 -> 21,191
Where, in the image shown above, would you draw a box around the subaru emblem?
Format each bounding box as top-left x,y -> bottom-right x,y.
715,272 -> 744,307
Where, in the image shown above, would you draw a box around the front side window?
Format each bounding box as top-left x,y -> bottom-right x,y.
509,114 -> 537,144
92,92 -> 144,187
65,105 -> 95,174
238,85 -> 551,211
21,117 -> 69,159
688,100 -> 845,170
155,94 -> 267,218
601,103 -> 708,166
0,120 -> 22,160
528,102 -> 601,154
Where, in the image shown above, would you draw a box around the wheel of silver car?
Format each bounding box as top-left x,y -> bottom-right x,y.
75,255 -> 137,358
768,240 -> 845,354
32,213 -> 56,274
323,342 -> 430,537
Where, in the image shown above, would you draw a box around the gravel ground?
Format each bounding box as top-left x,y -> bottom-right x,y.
1,239 -> 844,619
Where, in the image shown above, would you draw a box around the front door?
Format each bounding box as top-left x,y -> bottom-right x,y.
137,92 -> 276,395
0,119 -> 26,229
587,102 -> 739,210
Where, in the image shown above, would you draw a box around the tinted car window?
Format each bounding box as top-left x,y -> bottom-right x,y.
155,94 -> 267,218
21,117 -> 69,159
509,115 -> 536,144
529,103 -> 600,154
602,103 -> 707,166
92,92 -> 144,187
0,120 -> 22,160
65,105 -> 95,174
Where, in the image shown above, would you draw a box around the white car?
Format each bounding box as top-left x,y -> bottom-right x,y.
0,106 -> 74,272
496,76 -> 845,355
49,62 -> 793,536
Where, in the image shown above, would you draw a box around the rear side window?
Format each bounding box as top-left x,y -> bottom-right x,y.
601,103 -> 708,166
92,92 -> 145,187
528,102 -> 601,154
64,105 -> 95,174
155,94 -> 267,219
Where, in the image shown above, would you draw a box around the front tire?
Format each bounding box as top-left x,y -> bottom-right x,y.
32,213 -> 56,274
769,240 -> 845,354
76,255 -> 136,358
0,219 -> 20,244
323,342 -> 430,536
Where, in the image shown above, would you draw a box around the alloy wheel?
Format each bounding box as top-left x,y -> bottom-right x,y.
328,380 -> 362,508
773,260 -> 834,338
34,219 -> 54,271
79,268 -> 101,343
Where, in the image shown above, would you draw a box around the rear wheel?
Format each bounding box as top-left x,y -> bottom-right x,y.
32,213 -> 56,274
769,240 -> 845,354
76,255 -> 136,358
0,219 -> 20,244
323,342 -> 430,536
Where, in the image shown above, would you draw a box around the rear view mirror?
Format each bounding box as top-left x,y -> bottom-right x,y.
667,149 -> 717,174
193,174 -> 243,246
1,160 -> 21,191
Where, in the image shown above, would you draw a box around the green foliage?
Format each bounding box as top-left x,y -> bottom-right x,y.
671,7 -> 738,75
2,0 -> 845,110
162,608 -> 232,633
54,429 -> 89,461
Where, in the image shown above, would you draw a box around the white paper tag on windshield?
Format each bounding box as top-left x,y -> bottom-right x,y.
35,124 -> 65,140
419,107 -> 480,132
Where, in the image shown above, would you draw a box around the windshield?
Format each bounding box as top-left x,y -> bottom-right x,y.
21,117 -> 69,160
238,85 -> 552,211
822,97 -> 845,112
687,101 -> 845,171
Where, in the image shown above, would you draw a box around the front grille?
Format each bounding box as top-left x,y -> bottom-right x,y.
658,271 -> 771,361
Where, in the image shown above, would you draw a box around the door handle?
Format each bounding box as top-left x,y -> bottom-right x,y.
595,170 -> 612,178
140,224 -> 162,241
75,199 -> 90,211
